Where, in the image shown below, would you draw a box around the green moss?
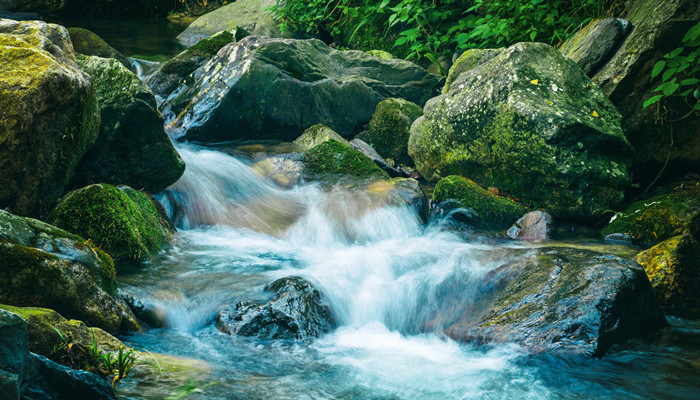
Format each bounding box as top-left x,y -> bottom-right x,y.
48,184 -> 172,265
364,98 -> 423,165
294,124 -> 350,150
304,139 -> 389,180
433,175 -> 527,227
366,50 -> 394,59
443,48 -> 501,93
602,186 -> 700,245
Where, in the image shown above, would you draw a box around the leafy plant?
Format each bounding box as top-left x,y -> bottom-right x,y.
643,21 -> 700,121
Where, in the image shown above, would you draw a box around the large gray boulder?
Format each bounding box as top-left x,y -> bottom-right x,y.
559,17 -> 629,77
164,36 -> 441,143
408,42 -> 632,219
176,0 -> 285,47
446,248 -> 666,357
71,56 -> 185,193
0,19 -> 100,217
0,210 -> 139,332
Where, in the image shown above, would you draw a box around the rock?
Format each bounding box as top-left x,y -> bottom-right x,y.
67,27 -> 130,70
446,248 -> 666,357
164,36 -> 441,142
146,28 -> 248,97
433,176 -> 528,228
431,199 -> 482,227
25,353 -> 116,400
507,211 -> 553,241
0,210 -> 139,332
118,289 -> 166,328
71,55 -> 185,194
48,184 -> 174,265
366,49 -> 394,59
364,178 -> 429,222
589,0 -> 700,180
0,305 -> 124,358
635,234 -> 700,315
176,0 -> 286,46
356,98 -> 423,166
303,140 -> 389,181
350,138 -> 402,177
0,309 -> 28,400
216,277 -> 333,340
601,186 -> 700,246
409,42 -> 632,219
293,124 -> 351,150
442,48 -> 501,93
426,55 -> 452,76
559,18 -> 629,76
0,19 -> 100,217
252,154 -> 305,188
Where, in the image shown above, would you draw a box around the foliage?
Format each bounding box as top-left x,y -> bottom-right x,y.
270,0 -> 616,70
643,21 -> 700,120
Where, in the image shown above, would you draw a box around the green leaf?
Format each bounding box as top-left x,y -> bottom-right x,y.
643,95 -> 663,108
651,60 -> 666,80
694,102 -> 700,111
529,31 -> 537,41
681,78 -> 700,86
661,68 -> 677,82
662,81 -> 680,96
683,22 -> 700,43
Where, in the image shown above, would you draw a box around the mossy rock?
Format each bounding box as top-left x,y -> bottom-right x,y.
72,55 -> 185,193
433,175 -> 527,228
48,184 -> 174,265
303,139 -> 389,180
636,234 -> 700,315
366,50 -> 394,59
0,210 -> 139,332
602,186 -> 700,246
358,98 -> 422,166
67,27 -> 131,69
442,48 -> 501,93
293,124 -> 350,150
0,20 -> 100,218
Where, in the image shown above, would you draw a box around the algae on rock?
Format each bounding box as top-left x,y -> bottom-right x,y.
303,140 -> 389,181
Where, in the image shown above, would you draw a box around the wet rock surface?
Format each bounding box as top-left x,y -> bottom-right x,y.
507,211 -> 553,241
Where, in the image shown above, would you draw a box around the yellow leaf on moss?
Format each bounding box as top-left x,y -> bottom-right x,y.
592,110 -> 600,118
530,79 -> 539,85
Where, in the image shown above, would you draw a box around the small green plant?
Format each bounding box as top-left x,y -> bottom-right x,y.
643,21 -> 700,121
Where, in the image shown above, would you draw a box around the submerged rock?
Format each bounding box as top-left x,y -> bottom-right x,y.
636,234 -> 700,315
601,186 -> 700,246
408,42 -> 631,219
507,211 -> 553,241
67,27 -> 131,70
364,178 -> 429,222
433,176 -> 527,228
303,140 -> 389,181
446,248 -> 666,357
216,277 -> 333,340
71,55 -> 185,194
48,184 -> 174,265
0,210 -> 139,332
252,154 -> 305,188
0,19 -> 100,217
164,36 -> 441,142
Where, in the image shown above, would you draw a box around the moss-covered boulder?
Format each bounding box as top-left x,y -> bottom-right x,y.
71,56 -> 185,194
176,0 -> 286,46
409,42 -> 632,219
67,27 -> 131,70
365,178 -> 429,222
146,28 -> 248,97
164,36 -> 441,142
48,184 -> 174,265
293,124 -> 351,150
433,176 -> 528,228
636,234 -> 700,315
586,0 -> 700,180
366,49 -> 394,59
356,98 -> 422,166
303,140 -> 389,181
442,48 -> 501,94
446,248 -> 666,357
0,210 -> 139,332
601,186 -> 700,246
0,19 -> 100,217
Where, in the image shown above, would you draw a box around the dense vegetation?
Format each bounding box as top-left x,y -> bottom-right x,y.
271,0 -> 622,69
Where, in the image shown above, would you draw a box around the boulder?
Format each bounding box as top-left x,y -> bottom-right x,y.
442,48 -> 501,93
601,185 -> 700,246
293,124 -> 350,150
146,28 -> 248,98
350,139 -> 403,177
0,309 -> 28,400
176,0 -> 285,47
366,49 -> 394,59
446,248 -> 666,357
66,27 -> 130,70
409,42 -> 632,219
433,176 -> 528,228
164,36 -> 441,143
364,178 -> 429,222
0,19 -> 100,217
71,56 -> 185,194
216,277 -> 333,340
559,17 -> 629,76
588,0 -> 700,180
507,210 -> 553,241
48,184 -> 174,265
0,210 -> 139,332
356,98 -> 423,166
25,353 -> 116,400
635,234 -> 700,315
303,140 -> 389,181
